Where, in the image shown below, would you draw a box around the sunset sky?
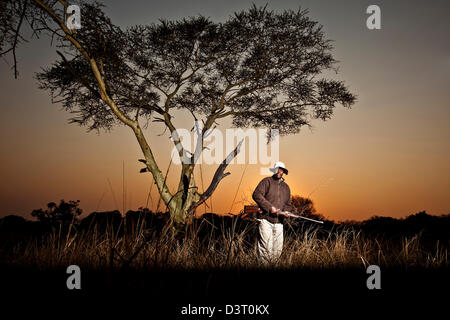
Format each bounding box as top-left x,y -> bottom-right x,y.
1,0 -> 449,222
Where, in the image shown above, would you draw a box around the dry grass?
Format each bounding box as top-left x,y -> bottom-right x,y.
4,217 -> 448,273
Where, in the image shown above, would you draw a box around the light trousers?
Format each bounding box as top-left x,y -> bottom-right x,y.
257,218 -> 283,262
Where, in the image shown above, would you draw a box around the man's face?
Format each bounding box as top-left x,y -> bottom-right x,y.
276,168 -> 284,179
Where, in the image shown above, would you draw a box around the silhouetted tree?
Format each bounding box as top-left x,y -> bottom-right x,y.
1,1 -> 356,227
31,199 -> 82,226
290,194 -> 326,221
291,195 -> 315,215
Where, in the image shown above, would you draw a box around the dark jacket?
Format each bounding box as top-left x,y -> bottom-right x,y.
252,174 -> 292,223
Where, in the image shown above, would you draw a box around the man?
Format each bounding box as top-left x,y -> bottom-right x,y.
252,161 -> 292,263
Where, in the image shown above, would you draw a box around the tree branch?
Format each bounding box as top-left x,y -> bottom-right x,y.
187,139 -> 244,215
12,1 -> 28,78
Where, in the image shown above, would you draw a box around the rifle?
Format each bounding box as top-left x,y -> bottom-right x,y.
276,209 -> 324,224
245,206 -> 324,224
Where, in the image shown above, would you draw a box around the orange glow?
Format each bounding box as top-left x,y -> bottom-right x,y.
1,1 -> 449,222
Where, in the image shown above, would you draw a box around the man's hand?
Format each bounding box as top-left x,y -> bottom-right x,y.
271,207 -> 288,217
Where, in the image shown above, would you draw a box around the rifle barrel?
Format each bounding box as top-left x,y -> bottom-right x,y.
281,211 -> 324,224
255,208 -> 324,224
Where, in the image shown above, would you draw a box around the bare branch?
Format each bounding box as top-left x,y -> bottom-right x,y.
188,139 -> 244,215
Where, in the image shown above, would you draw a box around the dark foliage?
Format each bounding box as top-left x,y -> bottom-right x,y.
31,199 -> 82,226
1,205 -> 448,250
357,210 -> 450,243
1,1 -> 356,136
78,209 -> 123,234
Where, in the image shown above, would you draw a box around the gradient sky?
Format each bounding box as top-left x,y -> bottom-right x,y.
1,0 -> 449,222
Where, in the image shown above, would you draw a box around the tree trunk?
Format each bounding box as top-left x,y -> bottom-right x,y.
169,165 -> 199,225
134,116 -> 243,229
164,139 -> 243,230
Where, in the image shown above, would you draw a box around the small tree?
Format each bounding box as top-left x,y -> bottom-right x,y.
31,199 -> 82,226
291,195 -> 322,218
2,1 -> 356,227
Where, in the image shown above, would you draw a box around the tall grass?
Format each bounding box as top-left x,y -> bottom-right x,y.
5,217 -> 448,271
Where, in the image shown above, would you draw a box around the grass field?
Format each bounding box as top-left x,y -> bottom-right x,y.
4,215 -> 447,271
1,212 -> 448,317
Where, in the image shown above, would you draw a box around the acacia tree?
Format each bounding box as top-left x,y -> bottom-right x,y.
1,1 -> 356,226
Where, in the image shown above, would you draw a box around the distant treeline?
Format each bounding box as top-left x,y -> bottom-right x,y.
1,203 -> 449,248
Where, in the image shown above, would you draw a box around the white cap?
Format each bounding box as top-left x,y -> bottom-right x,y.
269,161 -> 288,175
